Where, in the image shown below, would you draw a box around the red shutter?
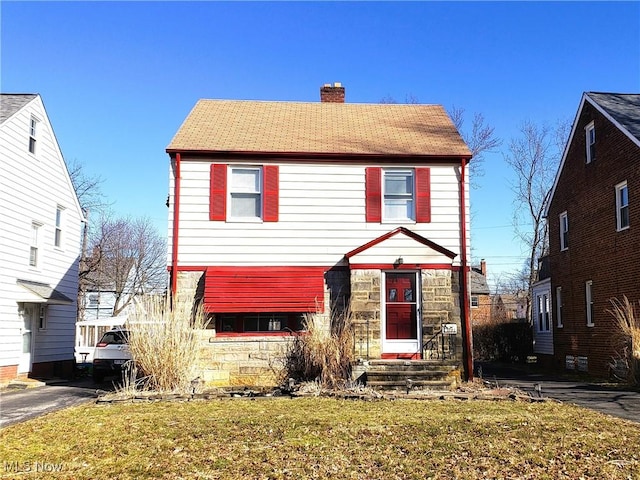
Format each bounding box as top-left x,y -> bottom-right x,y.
415,167 -> 431,223
365,167 -> 382,223
210,164 -> 227,221
263,165 -> 279,222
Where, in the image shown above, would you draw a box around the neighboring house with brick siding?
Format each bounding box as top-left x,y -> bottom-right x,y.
0,94 -> 83,385
545,92 -> 640,377
166,83 -> 473,386
470,259 -> 491,325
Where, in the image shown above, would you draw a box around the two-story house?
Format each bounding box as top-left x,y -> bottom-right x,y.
0,94 -> 84,384
166,84 -> 473,386
545,92 -> 640,378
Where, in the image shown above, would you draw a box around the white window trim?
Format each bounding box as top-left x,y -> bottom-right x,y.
559,211 -> 568,251
586,280 -> 594,327
29,116 -> 39,155
54,206 -> 64,249
29,221 -> 43,269
585,121 -> 595,164
227,165 -> 263,223
38,305 -> 47,331
382,168 -> 416,223
556,286 -> 563,328
470,295 -> 479,308
615,181 -> 629,231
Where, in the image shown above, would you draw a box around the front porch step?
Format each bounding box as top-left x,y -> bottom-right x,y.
360,360 -> 460,390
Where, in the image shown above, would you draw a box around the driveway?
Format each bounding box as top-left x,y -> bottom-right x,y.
479,362 -> 640,423
0,379 -> 103,428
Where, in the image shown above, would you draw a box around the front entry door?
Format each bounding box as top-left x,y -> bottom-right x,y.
382,272 -> 420,356
18,304 -> 36,374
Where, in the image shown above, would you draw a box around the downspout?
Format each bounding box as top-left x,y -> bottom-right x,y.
460,158 -> 473,381
170,153 -> 181,298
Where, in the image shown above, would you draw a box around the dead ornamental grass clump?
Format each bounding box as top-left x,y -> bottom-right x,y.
125,295 -> 208,394
284,305 -> 355,390
608,296 -> 640,385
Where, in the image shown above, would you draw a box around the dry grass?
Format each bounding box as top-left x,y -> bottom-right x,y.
1,398 -> 640,479
123,294 -> 208,394
283,305 -> 354,389
608,296 -> 640,384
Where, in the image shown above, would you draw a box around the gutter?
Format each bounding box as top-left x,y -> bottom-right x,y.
170,153 -> 181,297
460,158 -> 473,381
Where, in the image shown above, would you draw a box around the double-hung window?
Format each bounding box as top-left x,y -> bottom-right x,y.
229,167 -> 262,220
29,116 -> 38,154
585,122 -> 595,163
559,211 -> 568,250
615,181 -> 629,231
585,280 -> 594,327
365,167 -> 431,223
383,169 -> 414,221
556,286 -> 563,328
54,206 -> 64,247
29,222 -> 41,268
537,294 -> 550,332
209,164 -> 279,222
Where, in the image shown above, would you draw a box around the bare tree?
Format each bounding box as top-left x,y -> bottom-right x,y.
504,120 -> 569,321
85,215 -> 167,317
448,107 -> 502,186
67,159 -> 109,213
377,96 -> 501,187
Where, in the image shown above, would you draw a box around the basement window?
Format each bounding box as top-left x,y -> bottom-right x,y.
216,313 -> 305,334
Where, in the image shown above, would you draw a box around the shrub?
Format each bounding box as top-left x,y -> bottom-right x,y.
282,305 -> 354,389
473,322 -> 533,363
607,296 -> 640,385
125,294 -> 208,393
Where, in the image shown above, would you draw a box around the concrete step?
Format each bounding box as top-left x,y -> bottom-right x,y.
366,379 -> 454,389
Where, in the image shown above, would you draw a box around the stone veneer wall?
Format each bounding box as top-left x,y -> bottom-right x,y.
421,270 -> 462,362
349,269 -> 462,362
177,269 -> 349,387
350,270 -> 382,359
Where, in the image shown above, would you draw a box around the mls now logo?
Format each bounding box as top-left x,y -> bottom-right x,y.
4,461 -> 64,473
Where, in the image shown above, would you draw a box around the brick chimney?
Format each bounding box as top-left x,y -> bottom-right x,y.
480,259 -> 487,276
320,82 -> 345,103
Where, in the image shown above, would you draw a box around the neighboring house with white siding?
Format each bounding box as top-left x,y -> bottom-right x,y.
166,84 -> 473,386
0,94 -> 83,384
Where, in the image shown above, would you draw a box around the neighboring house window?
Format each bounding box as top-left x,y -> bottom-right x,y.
29,116 -> 38,154
54,206 -> 64,247
365,167 -> 430,223
586,280 -> 594,327
29,222 -> 41,267
38,305 -> 47,330
556,286 -> 563,328
209,164 -> 279,222
615,181 -> 629,231
585,122 -> 595,163
559,211 -> 568,251
536,293 -> 550,332
470,296 -> 479,308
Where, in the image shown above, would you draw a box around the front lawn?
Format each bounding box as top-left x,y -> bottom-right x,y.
1,398 -> 639,479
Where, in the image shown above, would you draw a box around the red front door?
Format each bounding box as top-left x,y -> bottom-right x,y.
384,272 -> 419,355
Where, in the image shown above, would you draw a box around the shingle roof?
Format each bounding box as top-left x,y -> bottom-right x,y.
470,269 -> 490,295
0,94 -> 37,124
167,100 -> 471,157
586,92 -> 640,143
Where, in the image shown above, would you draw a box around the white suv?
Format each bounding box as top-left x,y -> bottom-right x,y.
92,329 -> 131,383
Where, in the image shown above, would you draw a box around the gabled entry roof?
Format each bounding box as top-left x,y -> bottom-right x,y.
16,279 -> 74,305
346,227 -> 457,266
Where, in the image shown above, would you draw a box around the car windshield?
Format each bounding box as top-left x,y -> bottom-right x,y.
99,330 -> 129,345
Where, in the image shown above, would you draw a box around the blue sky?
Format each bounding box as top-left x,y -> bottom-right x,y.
2,1 -> 639,289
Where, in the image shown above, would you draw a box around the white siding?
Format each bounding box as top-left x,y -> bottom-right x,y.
0,96 -> 83,370
169,160 -> 471,267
